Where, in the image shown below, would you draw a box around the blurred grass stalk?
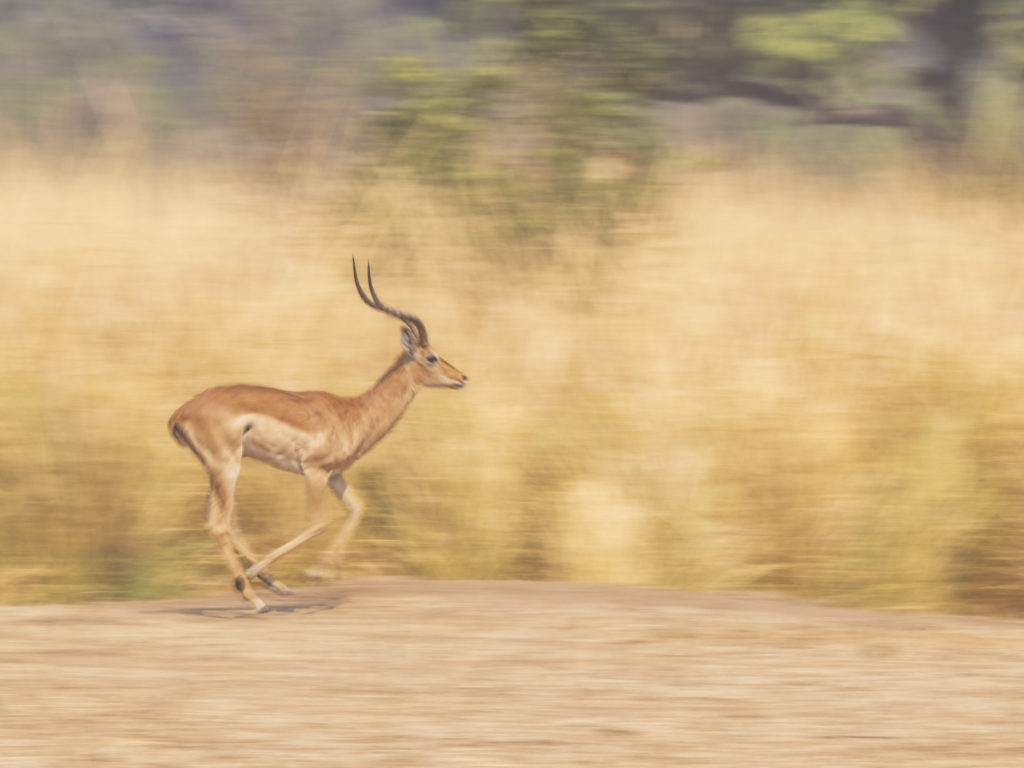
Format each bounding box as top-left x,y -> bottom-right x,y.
2,152 -> 1024,615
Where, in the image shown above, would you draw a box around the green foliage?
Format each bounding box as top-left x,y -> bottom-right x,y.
734,1 -> 903,102
363,1 -> 668,241
736,2 -> 902,65
513,1 -> 666,169
367,58 -> 507,182
3,0 -> 1024,180
985,0 -> 1024,72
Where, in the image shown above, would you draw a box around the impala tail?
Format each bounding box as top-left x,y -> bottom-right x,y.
169,407 -> 207,467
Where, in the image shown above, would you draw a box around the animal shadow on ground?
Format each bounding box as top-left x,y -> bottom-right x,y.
143,588 -> 349,619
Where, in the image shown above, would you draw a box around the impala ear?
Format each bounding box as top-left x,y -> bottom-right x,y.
400,327 -> 417,354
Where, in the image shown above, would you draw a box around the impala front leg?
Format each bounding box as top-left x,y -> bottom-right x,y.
245,468 -> 333,581
320,477 -> 365,576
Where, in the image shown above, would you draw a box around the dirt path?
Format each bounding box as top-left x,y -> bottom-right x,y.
1,579 -> 1023,767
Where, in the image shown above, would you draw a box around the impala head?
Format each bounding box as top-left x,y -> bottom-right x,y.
353,259 -> 468,389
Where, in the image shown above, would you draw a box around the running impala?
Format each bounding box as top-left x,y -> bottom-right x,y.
168,260 -> 468,612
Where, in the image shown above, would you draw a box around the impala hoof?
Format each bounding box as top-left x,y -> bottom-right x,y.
256,603 -> 271,614
302,568 -> 335,582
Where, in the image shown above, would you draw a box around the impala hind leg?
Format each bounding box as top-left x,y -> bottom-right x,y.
306,477 -> 364,580
206,464 -> 268,613
245,468 -> 332,581
227,523 -> 292,595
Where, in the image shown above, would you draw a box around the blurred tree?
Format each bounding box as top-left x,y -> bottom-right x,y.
733,1 -> 905,106
365,1 -> 674,237
985,0 -> 1024,119
3,0 -> 1024,170
503,0 -> 667,203
0,0 -> 375,160
366,57 -> 505,182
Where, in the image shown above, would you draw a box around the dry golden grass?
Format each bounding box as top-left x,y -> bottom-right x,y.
2,153 -> 1024,614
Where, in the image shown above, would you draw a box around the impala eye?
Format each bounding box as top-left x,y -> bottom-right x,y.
425,353 -> 438,365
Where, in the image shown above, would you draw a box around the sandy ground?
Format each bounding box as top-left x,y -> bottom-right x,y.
1,579 -> 1023,767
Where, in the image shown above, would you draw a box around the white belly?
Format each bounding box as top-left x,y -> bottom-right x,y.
239,415 -> 309,474
241,440 -> 304,474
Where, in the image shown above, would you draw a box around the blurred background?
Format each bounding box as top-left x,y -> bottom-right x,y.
3,0 -> 1024,615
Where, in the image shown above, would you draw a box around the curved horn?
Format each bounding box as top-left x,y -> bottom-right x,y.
351,258 -> 429,345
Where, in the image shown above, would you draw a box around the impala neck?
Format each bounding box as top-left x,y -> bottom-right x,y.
353,354 -> 421,454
